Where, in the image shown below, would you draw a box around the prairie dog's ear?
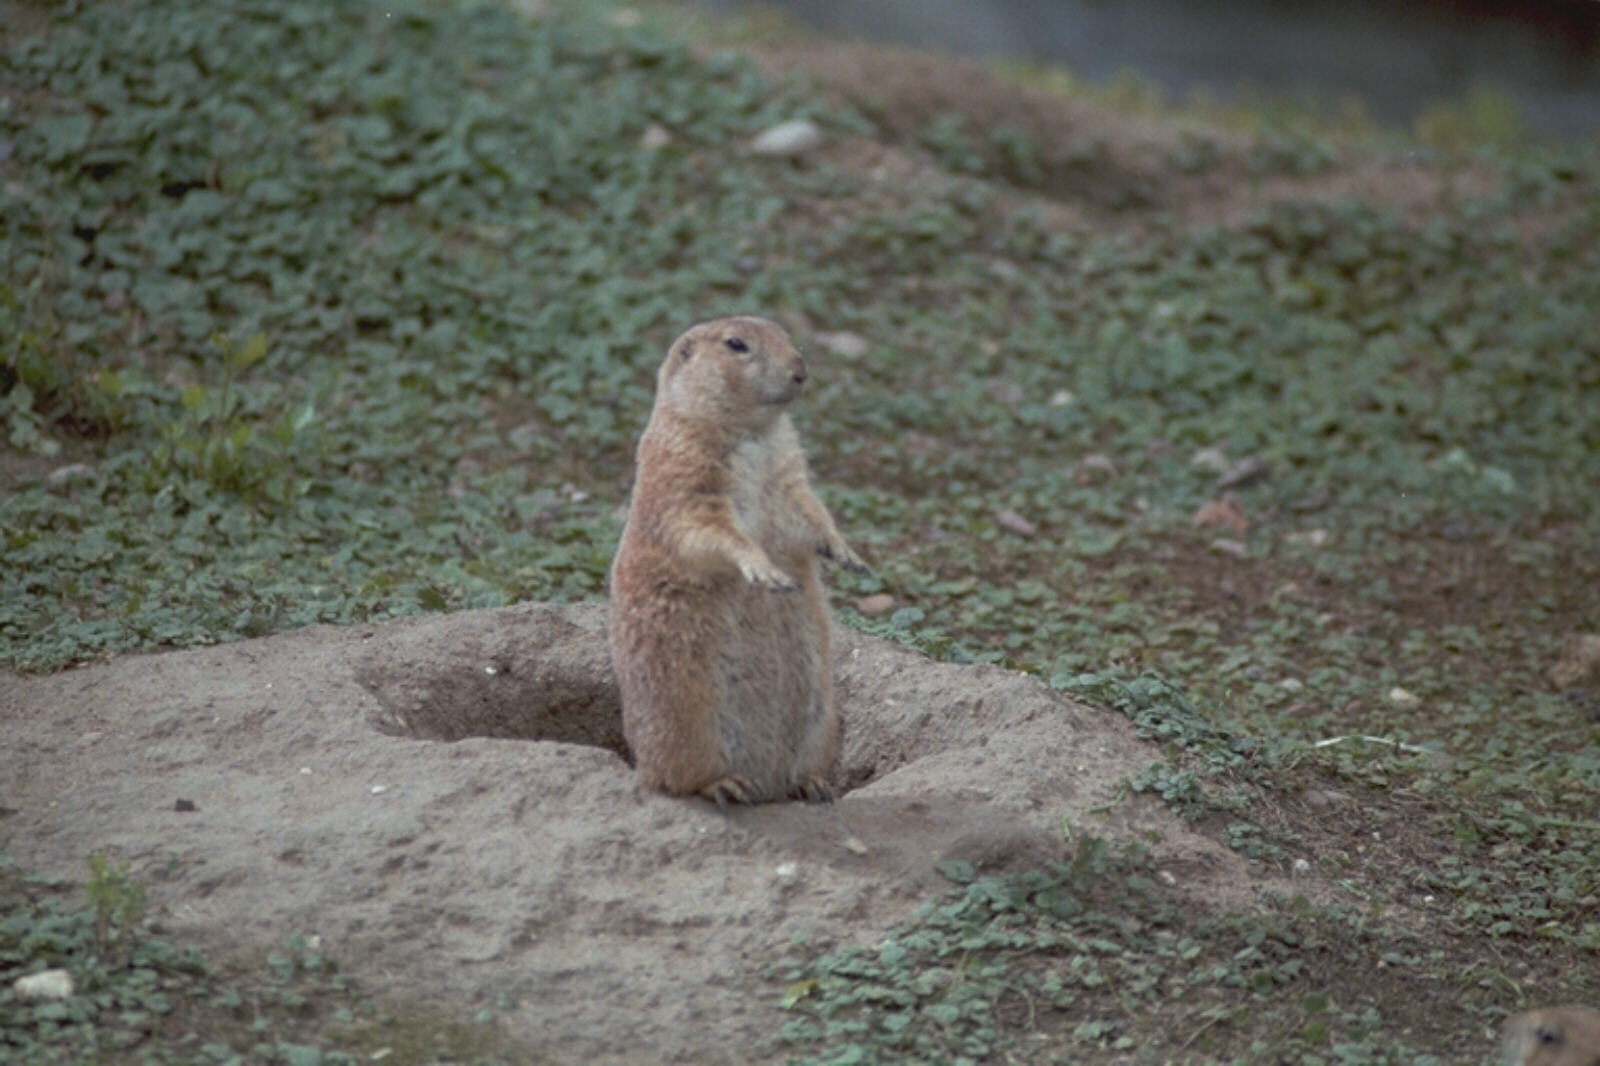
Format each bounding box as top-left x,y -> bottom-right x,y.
664,335 -> 696,371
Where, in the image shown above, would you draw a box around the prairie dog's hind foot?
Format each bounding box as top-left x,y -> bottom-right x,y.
701,775 -> 765,809
790,776 -> 836,804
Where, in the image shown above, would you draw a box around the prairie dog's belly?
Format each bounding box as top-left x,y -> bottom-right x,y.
714,579 -> 825,785
729,431 -> 782,548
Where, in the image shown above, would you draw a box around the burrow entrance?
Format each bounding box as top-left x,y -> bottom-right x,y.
354,601 -> 630,762
348,600 -> 1100,807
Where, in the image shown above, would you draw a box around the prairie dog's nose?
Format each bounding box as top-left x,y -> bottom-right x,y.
792,356 -> 808,386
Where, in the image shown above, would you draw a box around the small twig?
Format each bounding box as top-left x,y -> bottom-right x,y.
1527,816 -> 1600,832
1083,779 -> 1132,816
1178,1007 -> 1230,1051
1312,734 -> 1434,756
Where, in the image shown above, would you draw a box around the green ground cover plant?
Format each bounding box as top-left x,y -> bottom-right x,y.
4,0 -> 1597,1060
0,853 -> 515,1064
777,836 -> 1462,1065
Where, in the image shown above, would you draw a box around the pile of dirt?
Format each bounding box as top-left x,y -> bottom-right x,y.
1,601 -> 1297,1062
750,40 -> 1500,226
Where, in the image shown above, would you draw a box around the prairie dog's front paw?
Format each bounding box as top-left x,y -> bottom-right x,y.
740,556 -> 801,592
819,539 -> 869,574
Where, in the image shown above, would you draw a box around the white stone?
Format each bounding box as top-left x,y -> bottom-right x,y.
1189,446 -> 1230,472
817,331 -> 869,359
1286,529 -> 1330,548
1209,538 -> 1248,558
750,119 -> 823,157
13,969 -> 74,1001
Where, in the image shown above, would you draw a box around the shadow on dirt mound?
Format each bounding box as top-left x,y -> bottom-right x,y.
356,605 -> 628,756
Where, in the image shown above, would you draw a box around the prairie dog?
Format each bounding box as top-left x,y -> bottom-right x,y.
608,316 -> 866,806
1503,1007 -> 1600,1066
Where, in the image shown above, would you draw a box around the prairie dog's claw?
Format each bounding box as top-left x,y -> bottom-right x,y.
703,775 -> 763,808
819,540 -> 869,574
741,558 -> 800,591
790,776 -> 835,804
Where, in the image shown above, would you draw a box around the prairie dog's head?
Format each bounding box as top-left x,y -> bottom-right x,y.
656,316 -> 808,427
1503,1007 -> 1600,1066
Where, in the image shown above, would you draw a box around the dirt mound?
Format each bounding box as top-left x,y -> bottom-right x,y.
754,40 -> 1500,226
1,602 -> 1295,1062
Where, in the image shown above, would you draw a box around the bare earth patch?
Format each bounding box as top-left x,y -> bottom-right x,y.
1,602 -> 1303,1062
746,40 -> 1503,226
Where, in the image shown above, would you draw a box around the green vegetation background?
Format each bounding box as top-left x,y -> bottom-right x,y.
3,0 -> 1598,1062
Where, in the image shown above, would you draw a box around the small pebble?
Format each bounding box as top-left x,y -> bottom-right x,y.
45,463 -> 96,489
994,509 -> 1038,538
1209,537 -> 1248,558
750,119 -> 823,157
1216,456 -> 1270,489
1386,686 -> 1420,708
1303,788 -> 1345,810
13,969 -> 73,1001
816,331 -> 869,359
1075,454 -> 1119,481
1550,633 -> 1600,689
855,593 -> 895,617
1194,498 -> 1249,535
989,381 -> 1025,406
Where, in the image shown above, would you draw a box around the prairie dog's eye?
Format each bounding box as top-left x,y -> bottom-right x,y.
724,337 -> 749,353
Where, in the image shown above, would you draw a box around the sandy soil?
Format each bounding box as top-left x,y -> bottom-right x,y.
0,601 -> 1303,1062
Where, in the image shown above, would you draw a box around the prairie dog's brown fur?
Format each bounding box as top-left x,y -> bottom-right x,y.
608,316 -> 866,806
1503,1007 -> 1600,1066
